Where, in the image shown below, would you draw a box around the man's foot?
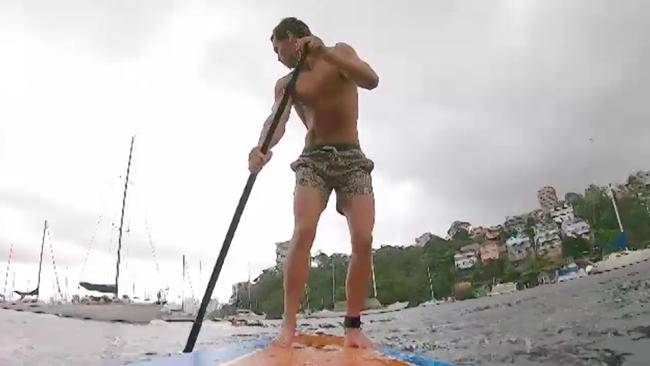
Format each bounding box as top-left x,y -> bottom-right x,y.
271,322 -> 296,348
344,328 -> 374,349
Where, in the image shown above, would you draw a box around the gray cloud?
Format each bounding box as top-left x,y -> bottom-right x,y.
2,0 -> 179,60
198,0 -> 650,232
4,0 -> 650,254
0,190 -> 185,267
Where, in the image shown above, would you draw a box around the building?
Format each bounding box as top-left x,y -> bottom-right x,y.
550,203 -> 575,224
506,234 -> 533,262
561,219 -> 592,240
530,208 -> 547,221
275,240 -> 290,269
471,226 -> 488,240
415,232 -> 434,247
504,214 -> 528,232
460,243 -> 480,254
447,221 -> 472,238
486,225 -> 503,240
454,243 -> 480,270
230,281 -> 252,305
454,251 -> 478,270
479,241 -> 500,261
534,222 -> 563,259
537,186 -> 560,211
632,170 -> 650,186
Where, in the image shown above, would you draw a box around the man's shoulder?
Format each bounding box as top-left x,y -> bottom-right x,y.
331,42 -> 356,55
274,74 -> 291,93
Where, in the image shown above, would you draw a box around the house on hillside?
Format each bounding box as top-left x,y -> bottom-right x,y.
506,234 -> 533,262
561,219 -> 593,241
486,225 -> 503,240
504,214 -> 528,233
550,203 -> 575,224
454,244 -> 480,270
415,232 -> 435,247
479,241 -> 501,262
471,226 -> 488,240
534,222 -> 563,259
447,221 -> 472,238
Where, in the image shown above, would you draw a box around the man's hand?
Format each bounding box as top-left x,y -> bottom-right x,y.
297,35 -> 325,56
248,146 -> 273,174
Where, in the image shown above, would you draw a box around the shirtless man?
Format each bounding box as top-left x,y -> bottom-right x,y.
248,17 -> 379,348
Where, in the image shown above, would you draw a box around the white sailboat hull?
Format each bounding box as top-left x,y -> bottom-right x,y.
0,301 -> 163,323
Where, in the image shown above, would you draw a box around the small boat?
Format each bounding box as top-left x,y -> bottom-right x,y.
555,263 -> 587,283
227,309 -> 266,326
591,248 -> 650,274
489,282 -> 517,296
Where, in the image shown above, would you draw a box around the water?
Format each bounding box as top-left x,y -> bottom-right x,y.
2,260 -> 650,366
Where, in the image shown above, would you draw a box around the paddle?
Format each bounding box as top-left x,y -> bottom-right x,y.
183,47 -> 309,353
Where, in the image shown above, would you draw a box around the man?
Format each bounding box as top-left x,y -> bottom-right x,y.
248,17 -> 379,349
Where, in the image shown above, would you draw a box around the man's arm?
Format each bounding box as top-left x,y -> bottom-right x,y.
324,42 -> 379,90
257,76 -> 293,149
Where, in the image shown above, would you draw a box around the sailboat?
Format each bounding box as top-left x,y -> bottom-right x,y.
11,221 -> 48,302
1,136 -> 164,323
62,135 -> 165,322
160,254 -> 196,322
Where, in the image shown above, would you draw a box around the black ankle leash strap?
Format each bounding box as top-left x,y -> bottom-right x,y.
343,315 -> 362,328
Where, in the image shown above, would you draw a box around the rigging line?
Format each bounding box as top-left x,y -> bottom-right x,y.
78,214 -> 104,281
47,229 -> 64,299
185,261 -> 195,299
144,217 -> 163,286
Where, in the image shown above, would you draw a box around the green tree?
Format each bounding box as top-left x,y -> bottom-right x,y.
562,237 -> 592,259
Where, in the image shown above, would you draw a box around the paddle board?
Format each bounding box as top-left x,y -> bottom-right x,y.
121,332 -> 454,366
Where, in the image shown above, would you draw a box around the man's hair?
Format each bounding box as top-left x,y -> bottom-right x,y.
271,17 -> 311,40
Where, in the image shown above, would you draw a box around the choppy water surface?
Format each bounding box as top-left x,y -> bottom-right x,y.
2,260 -> 650,366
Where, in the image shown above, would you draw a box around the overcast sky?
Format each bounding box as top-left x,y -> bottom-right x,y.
1,0 -> 649,303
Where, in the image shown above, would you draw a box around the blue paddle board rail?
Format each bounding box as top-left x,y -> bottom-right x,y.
118,337 -> 454,366
381,347 -> 455,366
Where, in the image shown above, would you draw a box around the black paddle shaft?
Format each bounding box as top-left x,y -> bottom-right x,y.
183,49 -> 308,353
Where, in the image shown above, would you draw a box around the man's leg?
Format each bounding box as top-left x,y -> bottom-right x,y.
338,193 -> 375,348
273,183 -> 326,347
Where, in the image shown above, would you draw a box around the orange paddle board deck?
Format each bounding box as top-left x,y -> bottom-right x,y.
221,333 -> 411,365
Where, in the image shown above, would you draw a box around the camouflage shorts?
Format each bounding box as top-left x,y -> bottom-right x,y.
290,143 -> 374,214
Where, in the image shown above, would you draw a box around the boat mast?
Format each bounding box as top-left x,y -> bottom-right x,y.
426,265 -> 435,301
182,254 -> 186,312
115,136 -> 135,298
371,257 -> 377,298
36,220 -> 48,300
607,184 -> 625,233
3,243 -> 14,298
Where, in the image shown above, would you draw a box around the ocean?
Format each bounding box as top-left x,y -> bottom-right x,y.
2,259 -> 649,366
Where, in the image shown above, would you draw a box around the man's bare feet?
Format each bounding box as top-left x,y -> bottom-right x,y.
270,321 -> 296,348
344,328 -> 374,349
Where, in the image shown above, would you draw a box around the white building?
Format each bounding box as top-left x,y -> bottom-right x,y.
275,240 -> 290,269
454,251 -> 478,270
534,222 -> 563,258
447,221 -> 471,238
632,170 -> 650,185
561,219 -> 592,240
415,232 -> 434,247
506,234 -> 533,262
537,186 -> 559,212
486,225 -> 503,240
504,214 -> 528,232
550,203 -> 575,224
